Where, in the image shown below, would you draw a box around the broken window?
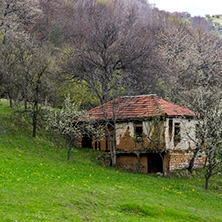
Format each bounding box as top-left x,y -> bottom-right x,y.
169,119 -> 173,135
135,122 -> 143,142
174,123 -> 181,143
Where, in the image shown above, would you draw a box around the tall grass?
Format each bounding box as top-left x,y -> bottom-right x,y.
0,99 -> 222,221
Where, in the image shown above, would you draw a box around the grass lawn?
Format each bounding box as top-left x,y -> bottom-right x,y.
0,99 -> 222,221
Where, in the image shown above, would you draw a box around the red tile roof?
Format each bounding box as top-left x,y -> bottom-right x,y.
88,95 -> 196,121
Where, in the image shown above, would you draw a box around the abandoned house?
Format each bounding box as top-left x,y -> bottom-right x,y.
78,94 -> 206,174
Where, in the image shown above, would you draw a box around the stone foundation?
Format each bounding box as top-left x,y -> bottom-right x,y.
116,150 -> 206,173
169,151 -> 206,171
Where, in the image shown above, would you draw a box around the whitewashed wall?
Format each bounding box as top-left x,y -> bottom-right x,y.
115,118 -> 198,150
165,118 -> 198,150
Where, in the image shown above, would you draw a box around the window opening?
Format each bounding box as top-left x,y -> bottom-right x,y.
135,122 -> 143,142
174,123 -> 181,143
169,119 -> 173,135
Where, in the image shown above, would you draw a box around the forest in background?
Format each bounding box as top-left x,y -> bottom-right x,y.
0,0 -> 221,109
0,0 -> 222,189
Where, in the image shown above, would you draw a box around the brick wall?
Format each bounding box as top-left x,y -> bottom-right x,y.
169,151 -> 206,171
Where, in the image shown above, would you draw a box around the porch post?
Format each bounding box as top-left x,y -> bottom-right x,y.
137,153 -> 140,172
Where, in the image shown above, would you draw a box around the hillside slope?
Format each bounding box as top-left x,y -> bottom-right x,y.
0,100 -> 222,221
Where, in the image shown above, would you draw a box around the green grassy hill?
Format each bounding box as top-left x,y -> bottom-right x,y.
0,99 -> 222,221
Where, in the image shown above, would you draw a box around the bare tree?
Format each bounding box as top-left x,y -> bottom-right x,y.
30,0 -> 70,45
0,0 -> 62,138
0,0 -> 41,105
0,39 -> 54,137
100,97 -> 133,166
59,0 -> 161,104
203,100 -> 222,190
58,0 -> 164,166
156,16 -> 222,103
0,0 -> 41,42
157,16 -> 222,188
0,39 -> 24,107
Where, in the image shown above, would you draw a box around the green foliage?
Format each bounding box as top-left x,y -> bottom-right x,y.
60,82 -> 99,109
96,0 -> 109,5
1,99 -> 222,221
0,32 -> 3,42
45,95 -> 87,139
45,95 -> 99,141
44,96 -> 104,160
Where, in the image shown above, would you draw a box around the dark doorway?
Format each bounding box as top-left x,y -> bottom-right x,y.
147,153 -> 163,173
82,136 -> 92,148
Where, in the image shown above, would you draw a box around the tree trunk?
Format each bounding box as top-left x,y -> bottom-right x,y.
32,101 -> 38,138
32,112 -> 37,138
32,70 -> 43,138
188,147 -> 200,173
159,152 -> 165,176
24,74 -> 28,111
205,173 -> 211,190
24,98 -> 28,111
188,140 -> 205,173
111,124 -> 117,167
8,91 -> 13,108
67,139 -> 73,160
9,97 -> 13,108
205,160 -> 213,190
105,125 -> 113,166
101,79 -> 108,105
111,149 -> 117,167
204,157 -> 208,168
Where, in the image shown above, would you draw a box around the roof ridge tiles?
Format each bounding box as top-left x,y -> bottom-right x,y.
153,95 -> 166,116
121,94 -> 157,98
87,95 -> 196,121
